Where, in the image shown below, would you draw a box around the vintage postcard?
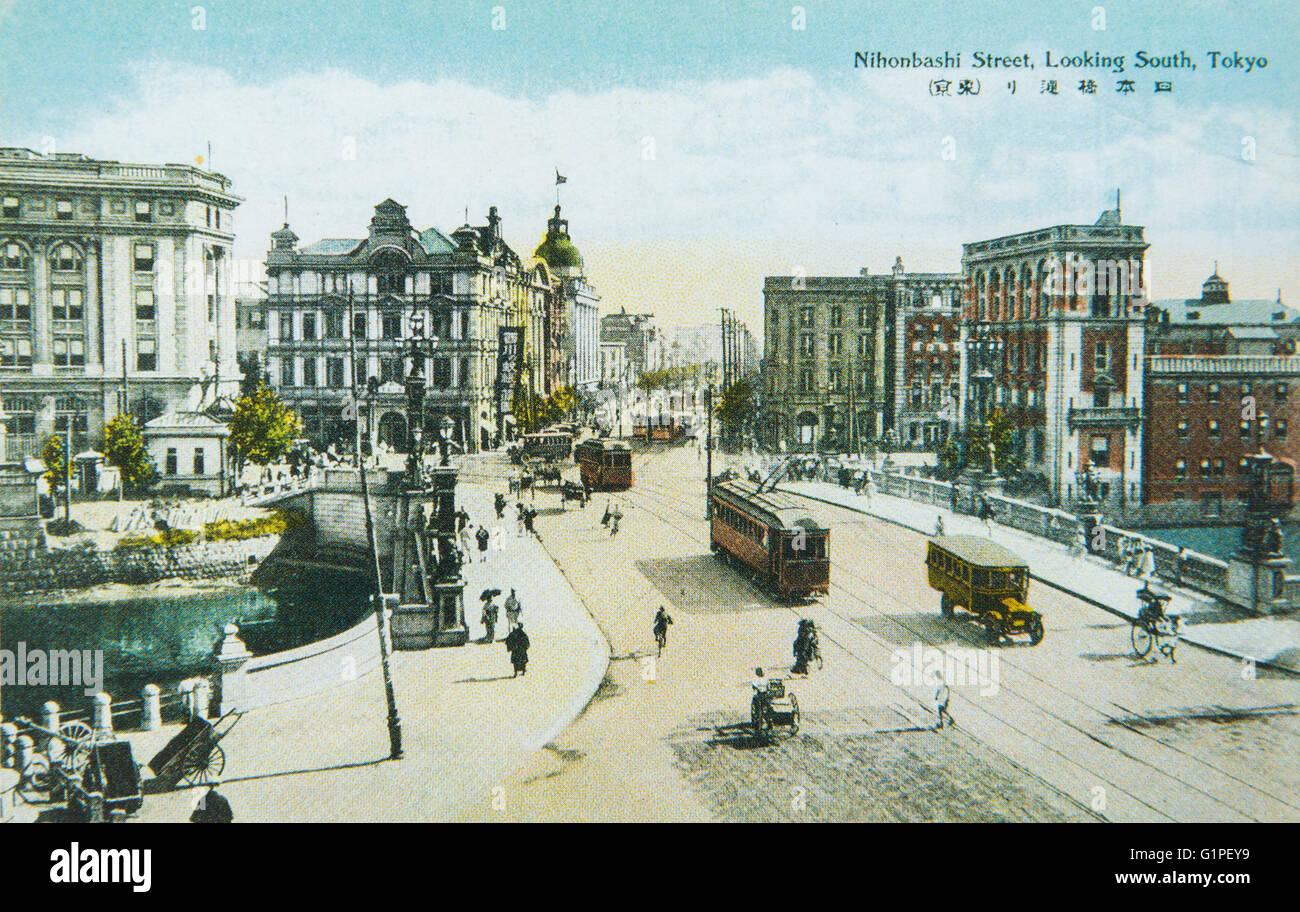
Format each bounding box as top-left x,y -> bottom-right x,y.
0,0 -> 1294,890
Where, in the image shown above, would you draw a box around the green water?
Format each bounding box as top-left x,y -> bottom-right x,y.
1,575 -> 370,723
1142,524 -> 1300,564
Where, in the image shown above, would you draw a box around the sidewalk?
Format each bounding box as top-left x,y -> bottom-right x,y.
778,480 -> 1300,674
102,482 -> 608,822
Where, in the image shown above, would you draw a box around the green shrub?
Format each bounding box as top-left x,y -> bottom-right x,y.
203,508 -> 307,542
115,528 -> 198,551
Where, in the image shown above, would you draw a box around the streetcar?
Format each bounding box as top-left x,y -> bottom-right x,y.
521,429 -> 573,462
574,438 -> 633,491
925,535 -> 1044,645
709,479 -> 830,599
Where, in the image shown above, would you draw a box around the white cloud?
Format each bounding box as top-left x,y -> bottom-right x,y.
44,60 -> 1300,331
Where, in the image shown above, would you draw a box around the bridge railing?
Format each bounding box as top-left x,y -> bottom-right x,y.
240,473 -> 314,506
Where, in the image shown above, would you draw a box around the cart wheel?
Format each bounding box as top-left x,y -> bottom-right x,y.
20,756 -> 51,794
1028,616 -> 1045,646
941,594 -> 954,618
58,720 -> 94,773
1131,623 -> 1153,658
181,744 -> 226,787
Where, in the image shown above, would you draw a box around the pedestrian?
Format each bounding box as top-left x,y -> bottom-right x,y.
1159,615 -> 1180,664
494,492 -> 506,520
456,507 -> 470,535
1174,546 -> 1188,585
652,605 -> 673,655
481,598 -> 499,643
516,502 -> 526,536
189,782 -> 234,823
934,514 -> 945,537
523,505 -> 539,539
581,478 -> 591,506
601,500 -> 612,528
504,588 -> 521,631
609,505 -> 622,536
460,523 -> 473,555
505,622 -> 530,676
1070,526 -> 1087,557
949,483 -> 959,515
933,677 -> 954,730
1136,542 -> 1155,581
863,473 -> 876,504
978,498 -> 996,537
476,524 -> 490,562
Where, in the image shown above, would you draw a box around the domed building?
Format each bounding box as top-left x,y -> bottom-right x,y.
533,204 -> 601,395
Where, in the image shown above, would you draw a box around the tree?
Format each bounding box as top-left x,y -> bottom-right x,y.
715,379 -> 756,446
953,408 -> 1023,478
103,414 -> 158,493
41,434 -> 67,494
228,382 -> 303,469
237,352 -> 269,397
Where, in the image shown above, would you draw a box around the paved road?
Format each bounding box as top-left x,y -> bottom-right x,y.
476,445 -> 1259,822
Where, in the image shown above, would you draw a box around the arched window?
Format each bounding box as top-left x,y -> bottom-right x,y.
52,243 -> 82,272
2,241 -> 30,270
372,249 -> 408,295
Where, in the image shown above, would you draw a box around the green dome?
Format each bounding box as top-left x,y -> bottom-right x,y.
534,234 -> 583,269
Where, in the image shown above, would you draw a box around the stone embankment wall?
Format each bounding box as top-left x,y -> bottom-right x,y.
0,534 -> 282,597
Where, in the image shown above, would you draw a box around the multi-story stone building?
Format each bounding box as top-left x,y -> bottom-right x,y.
533,205 -> 600,395
264,200 -> 552,453
960,207 -> 1149,508
0,147 -> 241,461
762,262 -> 960,452
235,280 -> 268,386
1147,269 -> 1300,357
601,308 -> 658,379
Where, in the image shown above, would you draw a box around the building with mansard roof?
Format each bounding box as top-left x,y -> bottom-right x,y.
263,199 -> 556,452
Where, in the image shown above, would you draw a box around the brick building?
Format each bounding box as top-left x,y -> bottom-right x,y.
960,207 -> 1149,509
1142,355 -> 1299,520
0,147 -> 241,461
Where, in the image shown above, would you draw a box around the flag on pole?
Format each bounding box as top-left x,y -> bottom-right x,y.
555,170 -> 567,185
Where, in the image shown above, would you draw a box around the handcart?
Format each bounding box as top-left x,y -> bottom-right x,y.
148,710 -> 244,789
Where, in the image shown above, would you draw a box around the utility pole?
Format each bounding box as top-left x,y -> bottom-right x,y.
349,284 -> 403,760
63,421 -> 72,523
706,384 -> 713,519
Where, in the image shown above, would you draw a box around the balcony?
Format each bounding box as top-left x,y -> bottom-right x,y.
1068,406 -> 1141,430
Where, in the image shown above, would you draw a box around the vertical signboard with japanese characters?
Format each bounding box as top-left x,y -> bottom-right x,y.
497,325 -> 524,430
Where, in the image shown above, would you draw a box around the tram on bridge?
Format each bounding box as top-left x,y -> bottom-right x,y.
709,479 -> 830,599
575,438 -> 633,491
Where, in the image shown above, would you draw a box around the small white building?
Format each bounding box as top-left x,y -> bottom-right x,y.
144,411 -> 230,496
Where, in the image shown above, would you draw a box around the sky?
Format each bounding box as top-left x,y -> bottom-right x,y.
1,0 -> 1297,335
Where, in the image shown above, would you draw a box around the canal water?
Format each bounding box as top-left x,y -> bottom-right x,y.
0,573 -> 371,723
1142,524 -> 1300,565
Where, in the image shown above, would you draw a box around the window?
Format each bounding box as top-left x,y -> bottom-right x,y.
858,334 -> 870,357
0,338 -> 32,367
327,357 -> 344,388
51,288 -> 83,321
1213,459 -> 1225,478
377,271 -> 404,294
165,447 -> 178,476
1094,340 -> 1108,370
1,197 -> 18,218
137,338 -> 156,371
858,306 -> 869,327
0,287 -> 30,320
1207,419 -> 1220,439
828,366 -> 842,392
56,200 -> 73,221
133,243 -> 154,272
1277,419 -> 1288,440
829,306 -> 842,327
1277,383 -> 1288,400
1174,459 -> 1187,479
302,357 -> 317,387
207,295 -> 216,322
135,290 -> 155,322
1176,419 -> 1189,439
1207,382 -> 1220,403
828,333 -> 842,357
301,313 -> 316,340
193,448 -> 205,476
52,244 -> 81,271
1240,420 -> 1252,440
279,313 -> 293,341
380,357 -> 401,384
459,357 -> 470,388
1177,382 -> 1188,403
434,358 -> 451,389
52,338 -> 84,367
798,306 -> 814,328
134,200 -> 151,223
1241,381 -> 1252,398
352,312 -> 367,339
798,369 -> 813,393
1090,435 -> 1110,468
382,311 -> 401,339
3,243 -> 28,269
325,313 -> 344,339
799,333 -> 814,358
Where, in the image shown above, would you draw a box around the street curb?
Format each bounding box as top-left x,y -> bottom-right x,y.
777,484 -> 1300,678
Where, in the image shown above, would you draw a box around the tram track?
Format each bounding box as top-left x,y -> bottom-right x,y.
618,452 -> 1297,821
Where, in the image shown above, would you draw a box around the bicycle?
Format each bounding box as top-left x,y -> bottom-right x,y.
1131,586 -> 1178,660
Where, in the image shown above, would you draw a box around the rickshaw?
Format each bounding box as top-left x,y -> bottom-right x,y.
926,535 -> 1044,645
149,710 -> 244,789
751,677 -> 800,738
